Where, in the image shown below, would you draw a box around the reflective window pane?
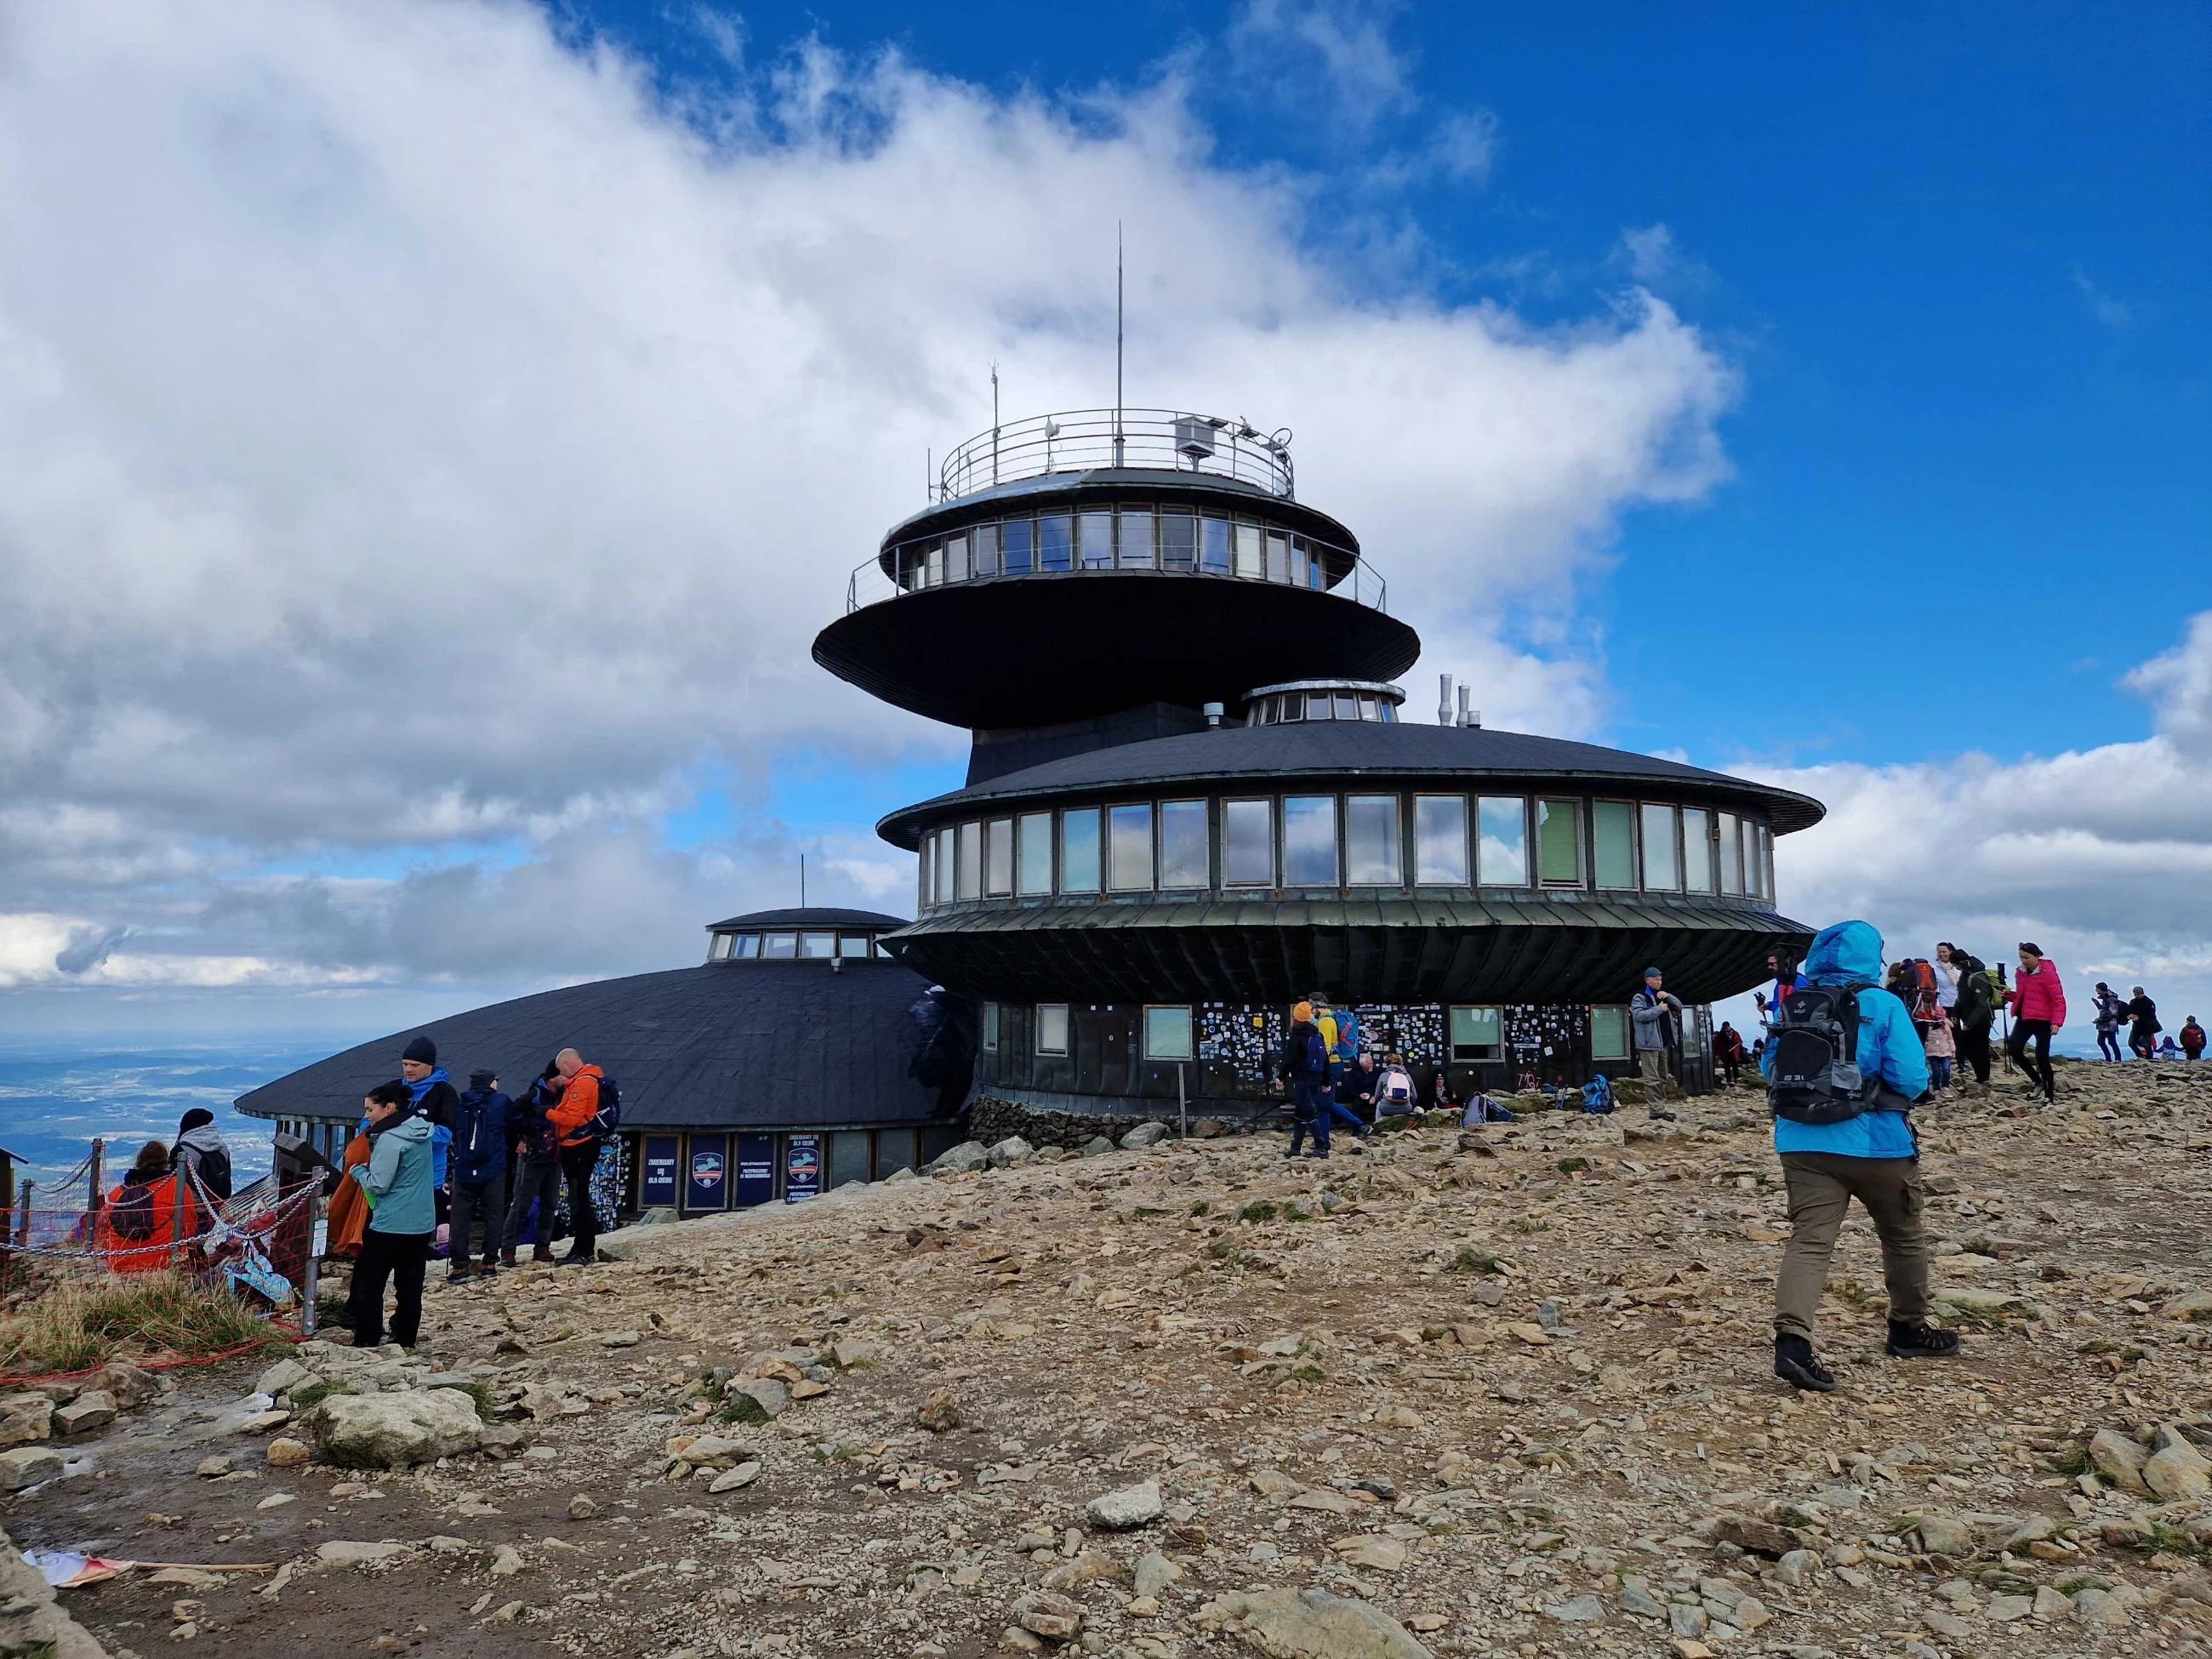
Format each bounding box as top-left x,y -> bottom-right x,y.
838,934 -> 870,958
1234,522 -> 1263,579
1266,531 -> 1290,583
1306,693 -> 1331,721
1681,807 -> 1714,892
943,533 -> 969,582
1357,695 -> 1378,721
956,821 -> 982,900
1118,510 -> 1154,568
1333,693 -> 1357,721
1160,513 -> 1196,572
1223,799 -> 1273,886
1200,517 -> 1231,574
1283,796 -> 1338,886
1143,1005 -> 1194,1060
1762,825 -> 1776,902
1536,798 -> 1582,885
1017,812 -> 1053,895
1593,801 -> 1636,889
985,818 -> 1013,897
1641,803 -> 1680,890
1079,512 -> 1114,569
1590,1006 -> 1629,1060
1718,812 -> 1742,893
732,933 -> 760,959
1039,515 -> 1073,572
1414,795 -> 1468,884
1060,809 -> 1101,893
1002,517 -> 1034,575
972,522 -> 999,578
709,934 -> 733,961
1108,803 -> 1154,891
1477,797 -> 1528,886
1450,1006 -> 1502,1059
799,932 -> 835,957
1344,795 -> 1402,886
932,831 -> 952,905
1158,800 -> 1209,888
982,1001 -> 999,1050
1037,1003 -> 1070,1054
1278,694 -> 1302,722
763,932 -> 797,958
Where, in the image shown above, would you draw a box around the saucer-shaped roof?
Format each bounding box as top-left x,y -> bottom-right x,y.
706,906 -> 906,932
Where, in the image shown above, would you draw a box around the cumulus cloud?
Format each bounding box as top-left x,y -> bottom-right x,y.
0,0 -> 1735,1002
1755,613 -> 2212,1040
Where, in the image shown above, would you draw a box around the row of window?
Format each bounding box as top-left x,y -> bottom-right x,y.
1246,690 -> 1399,725
919,794 -> 1776,907
980,1002 -> 1697,1065
893,506 -> 1338,592
707,930 -> 892,962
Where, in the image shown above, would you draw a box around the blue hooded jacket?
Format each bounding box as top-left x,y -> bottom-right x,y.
1762,920 -> 1929,1160
452,1086 -> 513,1184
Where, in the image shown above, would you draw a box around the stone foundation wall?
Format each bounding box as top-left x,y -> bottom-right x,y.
966,1095 -> 1253,1150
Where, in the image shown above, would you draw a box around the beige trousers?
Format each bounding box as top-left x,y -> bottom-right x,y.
1773,1151 -> 1930,1340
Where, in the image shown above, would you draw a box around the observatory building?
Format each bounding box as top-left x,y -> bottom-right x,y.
816,408 -> 1822,1118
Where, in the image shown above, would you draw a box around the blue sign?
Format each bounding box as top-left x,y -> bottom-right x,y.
784,1134 -> 820,1204
735,1134 -> 775,1207
686,1135 -> 729,1211
641,1135 -> 680,1208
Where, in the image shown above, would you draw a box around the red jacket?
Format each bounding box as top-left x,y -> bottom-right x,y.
2008,961 -> 2067,1027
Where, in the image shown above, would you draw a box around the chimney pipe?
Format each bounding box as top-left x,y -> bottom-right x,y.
1457,684 -> 1471,727
1202,701 -> 1224,728
1437,673 -> 1453,727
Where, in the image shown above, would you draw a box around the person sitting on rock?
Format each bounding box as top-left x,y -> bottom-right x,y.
1762,920 -> 1956,1393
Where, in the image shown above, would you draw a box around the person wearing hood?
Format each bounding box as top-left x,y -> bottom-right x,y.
2001,944 -> 2066,1103
1947,949 -> 1999,1091
345,1079 -> 437,1349
1761,921 -> 1955,1393
2090,983 -> 2128,1063
2126,985 -> 2161,1062
1280,1002 -> 1331,1159
170,1108 -> 233,1203
448,1069 -> 512,1283
2184,1017 -> 2207,1061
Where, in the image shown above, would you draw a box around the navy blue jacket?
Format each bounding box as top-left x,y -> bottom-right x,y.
452,1086 -> 514,1184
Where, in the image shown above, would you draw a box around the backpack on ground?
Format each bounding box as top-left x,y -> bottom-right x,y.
1767,982 -> 1883,1125
109,1182 -> 156,1242
1582,1075 -> 1616,1115
581,1075 -> 621,1139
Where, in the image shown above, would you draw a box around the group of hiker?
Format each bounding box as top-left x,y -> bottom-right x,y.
1279,995 -> 1419,1159
326,1037 -> 615,1349
92,1109 -> 237,1274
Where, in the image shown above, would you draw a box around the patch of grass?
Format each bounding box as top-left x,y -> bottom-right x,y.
1288,1363 -> 1325,1384
720,1393 -> 773,1427
1282,1201 -> 1311,1223
2055,1573 -> 2112,1594
2141,1522 -> 2204,1559
1963,1236 -> 1998,1257
287,1378 -> 355,1410
459,1382 -> 497,1421
1451,1247 -> 1507,1274
1187,1199 -> 1210,1217
1556,1157 -> 1589,1175
2041,1443 -> 2090,1477
0,1273 -> 280,1375
1238,1200 -> 1280,1223
1207,1239 -> 1236,1260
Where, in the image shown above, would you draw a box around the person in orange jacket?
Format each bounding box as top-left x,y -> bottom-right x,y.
98,1139 -> 202,1274
547,1048 -> 606,1266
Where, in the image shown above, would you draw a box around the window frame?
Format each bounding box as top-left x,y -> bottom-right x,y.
730,933 -> 761,960
1107,802 -> 1154,892
1017,812 -> 1053,896
1591,799 -> 1637,891
1281,794 -> 1340,887
1536,796 -> 1583,887
1476,795 -> 1530,887
1343,793 -> 1404,887
1639,802 -> 1681,892
762,932 -> 798,959
956,820 -> 983,901
1717,810 -> 1742,894
1036,1003 -> 1071,1055
1680,807 -> 1714,893
1060,807 -> 1102,894
984,817 -> 1014,898
1413,794 -> 1470,886
837,933 -> 871,959
1449,1004 -> 1503,1061
1589,1005 -> 1630,1061
1156,798 -> 1211,890
981,1001 -> 1000,1052
1223,797 -> 1275,887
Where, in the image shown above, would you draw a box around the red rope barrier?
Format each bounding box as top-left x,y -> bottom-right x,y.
0,1325 -> 300,1390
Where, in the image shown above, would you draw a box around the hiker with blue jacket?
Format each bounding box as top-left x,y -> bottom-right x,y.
345,1079 -> 438,1349
1761,920 -> 1958,1393
447,1069 -> 512,1283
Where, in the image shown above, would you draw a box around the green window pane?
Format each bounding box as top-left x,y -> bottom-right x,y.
1590,1006 -> 1628,1060
1593,801 -> 1635,889
1536,799 -> 1581,885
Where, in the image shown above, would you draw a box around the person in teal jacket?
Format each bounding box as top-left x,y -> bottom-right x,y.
345,1080 -> 438,1349
1761,920 -> 1958,1392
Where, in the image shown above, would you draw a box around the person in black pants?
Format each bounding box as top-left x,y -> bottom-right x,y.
547,1048 -> 608,1264
345,1081 -> 436,1349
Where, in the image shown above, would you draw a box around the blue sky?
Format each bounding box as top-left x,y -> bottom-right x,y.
0,0 -> 2205,1040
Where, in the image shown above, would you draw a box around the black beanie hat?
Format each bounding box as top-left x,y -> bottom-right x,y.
402,1035 -> 437,1065
178,1108 -> 215,1132
469,1068 -> 497,1089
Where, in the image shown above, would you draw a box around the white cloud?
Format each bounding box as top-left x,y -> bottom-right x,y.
1754,612 -> 2212,1044
0,0 -> 1735,1001
2071,265 -> 2133,330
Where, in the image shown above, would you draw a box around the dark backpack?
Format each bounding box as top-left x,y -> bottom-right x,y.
581,1075 -> 621,1139
189,1147 -> 233,1203
109,1180 -> 157,1242
1767,982 -> 1881,1125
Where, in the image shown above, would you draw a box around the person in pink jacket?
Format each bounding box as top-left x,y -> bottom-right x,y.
2004,942 -> 2067,1103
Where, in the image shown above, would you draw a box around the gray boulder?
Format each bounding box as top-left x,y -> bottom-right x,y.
1086,1478 -> 1163,1531
1200,1588 -> 1431,1658
299,1389 -> 483,1468
1078,1136 -> 1117,1157
986,1135 -> 1035,1168
926,1140 -> 989,1175
0,1393 -> 54,1447
1119,1121 -> 1172,1149
0,1447 -> 63,1491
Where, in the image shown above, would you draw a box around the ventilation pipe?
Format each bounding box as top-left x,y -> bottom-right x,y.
1437,673 -> 1454,727
1456,684 -> 1472,727
1203,701 -> 1224,727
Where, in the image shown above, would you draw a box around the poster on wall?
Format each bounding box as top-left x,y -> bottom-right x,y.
784,1134 -> 821,1204
735,1134 -> 775,1207
685,1135 -> 729,1211
641,1135 -> 680,1208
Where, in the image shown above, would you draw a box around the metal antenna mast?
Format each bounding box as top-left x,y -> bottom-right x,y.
990,362 -> 1000,487
799,852 -> 807,909
1114,223 -> 1125,467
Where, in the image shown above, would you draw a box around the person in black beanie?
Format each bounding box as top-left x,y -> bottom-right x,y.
172,1107 -> 233,1202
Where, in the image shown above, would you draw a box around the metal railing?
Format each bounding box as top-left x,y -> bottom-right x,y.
845,532 -> 1388,616
937,408 -> 1294,502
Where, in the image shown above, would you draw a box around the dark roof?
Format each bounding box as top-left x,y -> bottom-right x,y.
235,960 -> 958,1131
705,907 -> 906,932
876,721 -> 1826,845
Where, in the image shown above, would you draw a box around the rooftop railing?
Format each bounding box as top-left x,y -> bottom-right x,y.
936,408 -> 1295,503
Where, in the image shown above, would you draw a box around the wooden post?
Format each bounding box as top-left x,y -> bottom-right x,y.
88,1138 -> 105,1218
16,1180 -> 32,1247
0,1154 -> 14,1279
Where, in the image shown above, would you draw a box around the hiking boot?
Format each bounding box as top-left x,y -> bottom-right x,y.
560,1250 -> 596,1266
1774,1332 -> 1836,1393
499,1249 -> 517,1268
1886,1320 -> 1961,1360
448,1268 -> 471,1286
531,1246 -> 556,1263
1649,1105 -> 1678,1122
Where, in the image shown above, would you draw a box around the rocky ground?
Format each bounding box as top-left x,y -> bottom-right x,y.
7,1057 -> 2212,1659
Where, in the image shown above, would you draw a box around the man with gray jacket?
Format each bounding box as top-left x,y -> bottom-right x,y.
1630,966 -> 1685,1111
